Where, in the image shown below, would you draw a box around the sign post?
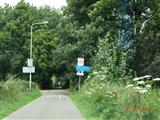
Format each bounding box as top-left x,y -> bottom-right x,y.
27,58 -> 33,67
76,66 -> 91,72
76,58 -> 91,91
28,59 -> 33,91
77,58 -> 84,66
76,65 -> 91,90
22,66 -> 35,73
22,58 -> 35,91
78,75 -> 81,91
77,58 -> 84,91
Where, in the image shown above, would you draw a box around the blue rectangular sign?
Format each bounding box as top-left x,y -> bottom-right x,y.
76,66 -> 91,72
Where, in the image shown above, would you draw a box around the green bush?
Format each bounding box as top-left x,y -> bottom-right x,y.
0,74 -> 40,119
0,74 -> 39,101
79,73 -> 160,120
51,75 -> 56,87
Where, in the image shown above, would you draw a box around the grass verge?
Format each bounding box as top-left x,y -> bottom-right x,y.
69,91 -> 103,120
0,89 -> 41,119
0,75 -> 41,119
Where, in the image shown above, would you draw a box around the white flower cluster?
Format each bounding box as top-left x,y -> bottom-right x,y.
125,84 -> 134,88
153,78 -> 160,81
132,75 -> 152,81
105,91 -> 117,98
126,84 -> 148,94
126,75 -> 153,94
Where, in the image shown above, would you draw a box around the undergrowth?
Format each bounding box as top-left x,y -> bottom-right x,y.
0,74 -> 41,119
71,72 -> 160,120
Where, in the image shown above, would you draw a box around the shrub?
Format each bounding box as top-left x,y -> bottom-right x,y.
0,74 -> 39,102
0,74 -> 40,119
80,74 -> 160,120
51,75 -> 56,87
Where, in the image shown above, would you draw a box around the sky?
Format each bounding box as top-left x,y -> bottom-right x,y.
0,0 -> 67,9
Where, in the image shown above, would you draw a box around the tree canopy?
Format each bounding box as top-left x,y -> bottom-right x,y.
0,0 -> 160,88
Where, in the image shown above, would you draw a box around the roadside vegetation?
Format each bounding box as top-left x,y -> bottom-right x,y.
70,92 -> 103,120
0,0 -> 160,120
68,0 -> 160,119
70,74 -> 160,120
0,75 -> 41,119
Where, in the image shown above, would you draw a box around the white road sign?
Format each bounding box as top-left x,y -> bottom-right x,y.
77,58 -> 84,66
27,58 -> 33,66
23,66 -> 35,73
77,71 -> 84,76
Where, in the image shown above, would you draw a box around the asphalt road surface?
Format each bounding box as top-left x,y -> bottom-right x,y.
3,90 -> 85,120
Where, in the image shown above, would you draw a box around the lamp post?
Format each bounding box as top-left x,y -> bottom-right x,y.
29,21 -> 48,91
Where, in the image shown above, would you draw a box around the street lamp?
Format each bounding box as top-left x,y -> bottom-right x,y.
29,21 -> 48,91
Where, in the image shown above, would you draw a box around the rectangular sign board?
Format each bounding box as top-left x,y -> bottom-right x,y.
27,58 -> 33,66
76,66 -> 91,72
23,66 -> 35,73
77,58 -> 84,66
77,71 -> 84,76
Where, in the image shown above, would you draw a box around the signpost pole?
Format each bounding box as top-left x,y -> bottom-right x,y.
29,72 -> 32,91
22,66 -> 35,91
76,58 -> 85,91
78,75 -> 81,91
29,25 -> 33,91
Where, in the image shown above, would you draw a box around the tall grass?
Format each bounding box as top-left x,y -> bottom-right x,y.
71,74 -> 160,120
0,74 -> 41,119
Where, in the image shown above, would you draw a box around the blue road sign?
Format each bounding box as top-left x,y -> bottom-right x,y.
76,66 -> 91,72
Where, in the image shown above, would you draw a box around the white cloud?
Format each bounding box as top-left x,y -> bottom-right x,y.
0,0 -> 67,9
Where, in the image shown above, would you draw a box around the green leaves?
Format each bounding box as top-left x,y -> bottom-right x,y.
133,0 -> 160,76
93,32 -> 127,82
0,1 -> 61,88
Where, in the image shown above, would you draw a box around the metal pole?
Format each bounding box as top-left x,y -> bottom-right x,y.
29,22 -> 48,91
29,25 -> 33,91
29,72 -> 32,91
78,75 -> 81,91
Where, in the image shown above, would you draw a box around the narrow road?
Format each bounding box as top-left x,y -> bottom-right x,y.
3,90 -> 85,120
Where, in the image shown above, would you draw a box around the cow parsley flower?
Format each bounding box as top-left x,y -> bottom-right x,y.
145,84 -> 151,89
125,84 -> 134,88
137,81 -> 145,85
133,77 -> 142,81
153,78 -> 160,81
138,89 -> 148,94
133,86 -> 143,90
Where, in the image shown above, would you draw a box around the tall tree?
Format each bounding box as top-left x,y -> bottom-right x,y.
133,0 -> 160,76
0,1 -> 61,89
